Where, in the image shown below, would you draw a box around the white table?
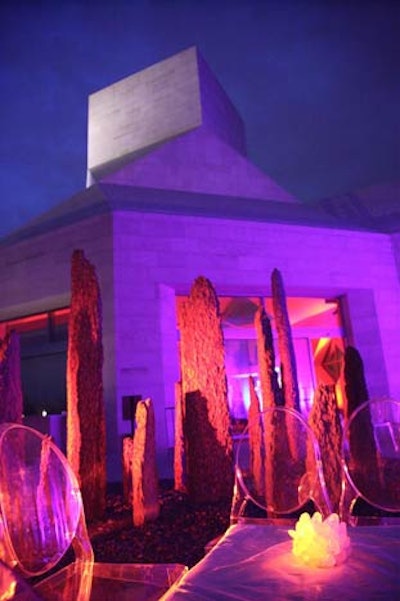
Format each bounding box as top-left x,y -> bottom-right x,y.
161,519 -> 400,600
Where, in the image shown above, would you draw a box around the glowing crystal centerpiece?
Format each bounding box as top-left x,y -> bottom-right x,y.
289,512 -> 351,568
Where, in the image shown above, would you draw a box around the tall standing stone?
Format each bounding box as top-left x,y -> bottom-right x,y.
132,398 -> 160,527
308,385 -> 342,512
271,269 -> 300,413
67,249 -> 106,521
254,306 -> 285,511
174,381 -> 186,493
179,276 -> 233,503
122,436 -> 134,504
254,306 -> 282,410
0,331 -> 23,424
343,345 -> 378,489
343,345 -> 369,420
248,376 -> 264,497
271,268 -> 301,461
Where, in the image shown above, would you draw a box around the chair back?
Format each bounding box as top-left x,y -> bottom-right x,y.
0,423 -> 93,579
340,398 -> 400,519
230,406 -> 332,522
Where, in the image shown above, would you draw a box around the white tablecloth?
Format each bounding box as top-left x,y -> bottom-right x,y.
161,521 -> 400,600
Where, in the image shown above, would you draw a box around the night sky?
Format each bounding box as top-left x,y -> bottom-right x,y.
1,0 -> 399,238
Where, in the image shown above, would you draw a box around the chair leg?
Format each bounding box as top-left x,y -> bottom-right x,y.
339,474 -> 355,523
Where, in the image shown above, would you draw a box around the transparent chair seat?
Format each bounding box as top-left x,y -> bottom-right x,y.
34,562 -> 186,601
0,558 -> 43,600
0,423 -> 186,600
340,399 -> 400,521
230,407 -> 332,522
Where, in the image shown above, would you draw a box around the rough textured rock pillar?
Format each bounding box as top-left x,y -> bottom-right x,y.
254,306 -> 285,511
67,249 -> 106,521
174,381 -> 186,493
179,276 -> 233,504
248,376 -> 264,497
254,306 -> 282,410
122,436 -> 134,504
132,398 -> 160,527
271,268 -> 301,461
271,268 -> 300,413
343,345 -> 369,420
0,331 -> 23,424
343,345 -> 378,491
308,385 -> 342,512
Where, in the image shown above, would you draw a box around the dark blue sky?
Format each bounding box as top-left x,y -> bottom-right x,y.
1,0 -> 399,237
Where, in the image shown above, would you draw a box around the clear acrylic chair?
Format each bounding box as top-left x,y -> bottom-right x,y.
0,423 -> 186,600
0,557 -> 44,600
340,398 -> 400,521
230,407 -> 332,522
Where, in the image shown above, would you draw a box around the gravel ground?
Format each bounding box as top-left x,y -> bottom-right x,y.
88,483 -> 231,568
87,482 -> 400,571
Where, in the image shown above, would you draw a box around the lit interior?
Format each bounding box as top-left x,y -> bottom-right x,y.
177,295 -> 344,419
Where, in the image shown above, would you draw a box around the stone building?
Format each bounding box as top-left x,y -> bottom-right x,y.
1,47 -> 399,481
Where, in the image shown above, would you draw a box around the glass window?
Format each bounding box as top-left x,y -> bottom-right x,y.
177,294 -> 344,420
0,309 -> 70,416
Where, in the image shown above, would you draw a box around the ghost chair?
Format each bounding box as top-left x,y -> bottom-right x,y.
0,423 -> 186,601
340,398 -> 400,522
230,406 -> 333,523
0,558 -> 44,600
